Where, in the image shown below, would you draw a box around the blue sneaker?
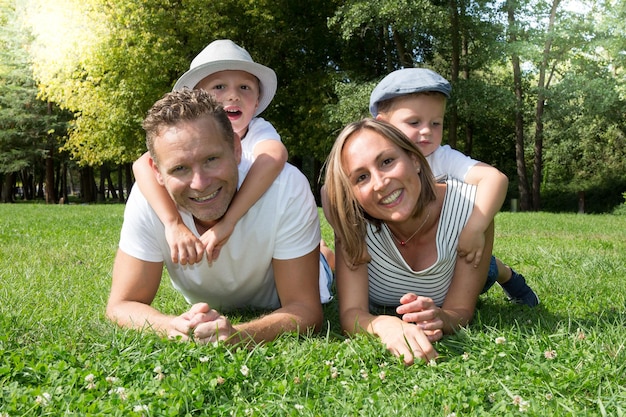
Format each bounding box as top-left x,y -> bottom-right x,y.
501,271 -> 540,307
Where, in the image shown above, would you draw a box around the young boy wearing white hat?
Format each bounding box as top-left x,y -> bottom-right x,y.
133,40 -> 333,303
370,68 -> 539,307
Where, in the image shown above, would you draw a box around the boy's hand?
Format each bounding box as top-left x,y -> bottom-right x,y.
457,225 -> 485,268
165,220 -> 205,265
200,219 -> 236,264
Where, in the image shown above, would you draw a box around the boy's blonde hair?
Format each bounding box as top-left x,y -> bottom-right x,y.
323,118 -> 436,267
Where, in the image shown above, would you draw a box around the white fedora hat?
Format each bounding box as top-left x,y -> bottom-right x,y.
173,40 -> 277,117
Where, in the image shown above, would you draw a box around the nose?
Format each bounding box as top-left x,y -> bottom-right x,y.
189,168 -> 210,191
418,123 -> 431,136
372,171 -> 388,192
224,86 -> 239,102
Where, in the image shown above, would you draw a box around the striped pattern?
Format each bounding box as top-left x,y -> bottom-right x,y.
366,180 -> 476,307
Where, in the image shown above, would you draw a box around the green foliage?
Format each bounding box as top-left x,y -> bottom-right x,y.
612,192 -> 626,215
0,1 -> 61,174
2,0 -> 626,210
1,206 -> 626,415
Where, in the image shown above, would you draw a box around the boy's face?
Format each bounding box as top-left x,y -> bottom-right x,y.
196,70 -> 260,138
377,93 -> 446,157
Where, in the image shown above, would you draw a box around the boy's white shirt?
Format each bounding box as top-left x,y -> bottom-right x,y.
426,145 -> 478,182
240,117 -> 281,159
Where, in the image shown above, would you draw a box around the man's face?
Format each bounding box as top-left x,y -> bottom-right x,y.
151,117 -> 241,230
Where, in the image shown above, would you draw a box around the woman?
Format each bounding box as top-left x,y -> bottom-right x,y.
323,119 -> 495,365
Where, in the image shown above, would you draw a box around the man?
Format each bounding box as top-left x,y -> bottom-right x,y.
106,89 -> 323,345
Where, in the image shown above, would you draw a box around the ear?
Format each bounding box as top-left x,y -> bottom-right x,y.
409,152 -> 421,172
149,155 -> 165,186
375,114 -> 387,122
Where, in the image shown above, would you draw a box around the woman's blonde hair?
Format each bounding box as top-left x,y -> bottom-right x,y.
323,118 -> 436,266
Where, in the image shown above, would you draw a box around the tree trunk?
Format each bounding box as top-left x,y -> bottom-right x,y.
507,1 -> 531,211
117,165 -> 125,203
1,172 -> 15,203
532,0 -> 560,211
124,163 -> 134,197
447,0 -> 461,149
80,166 -> 97,203
45,102 -> 57,204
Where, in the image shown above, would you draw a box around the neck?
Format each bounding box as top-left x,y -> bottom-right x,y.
387,207 -> 431,247
194,218 -> 218,235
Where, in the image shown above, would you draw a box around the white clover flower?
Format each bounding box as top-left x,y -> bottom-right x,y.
544,350 -> 557,359
462,352 -> 470,360
109,386 -> 127,401
240,365 -> 250,377
199,356 -> 210,363
105,376 -> 119,384
35,392 -> 52,406
428,359 -> 438,367
133,404 -> 149,412
153,366 -> 162,374
495,336 -> 506,344
512,395 -> 529,412
378,371 -> 386,381
85,373 -> 95,383
294,404 -> 304,411
330,366 -> 338,379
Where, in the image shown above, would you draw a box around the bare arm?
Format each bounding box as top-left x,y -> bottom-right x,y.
106,249 -> 198,339
333,238 -> 437,365
458,163 -> 508,266
133,152 -> 204,264
189,248 -> 323,345
398,220 -> 495,334
201,140 -> 288,261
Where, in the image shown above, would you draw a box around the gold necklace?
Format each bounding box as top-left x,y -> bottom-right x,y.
388,209 -> 431,246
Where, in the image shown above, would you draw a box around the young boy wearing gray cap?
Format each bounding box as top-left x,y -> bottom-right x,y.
370,68 -> 538,307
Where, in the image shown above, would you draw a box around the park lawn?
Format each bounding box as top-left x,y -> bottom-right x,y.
0,203 -> 624,416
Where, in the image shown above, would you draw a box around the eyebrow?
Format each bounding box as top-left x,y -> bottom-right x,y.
345,149 -> 389,179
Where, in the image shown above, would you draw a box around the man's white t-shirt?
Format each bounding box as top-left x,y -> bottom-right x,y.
119,158 -> 321,311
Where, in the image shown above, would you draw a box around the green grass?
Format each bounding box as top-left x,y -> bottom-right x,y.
1,204 -> 625,416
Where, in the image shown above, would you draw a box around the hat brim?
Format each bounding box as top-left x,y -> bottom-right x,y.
173,60 -> 277,118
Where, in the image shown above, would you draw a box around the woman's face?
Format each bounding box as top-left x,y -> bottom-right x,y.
341,128 -> 421,223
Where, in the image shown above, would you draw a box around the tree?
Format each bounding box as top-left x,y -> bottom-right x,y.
0,0 -> 69,203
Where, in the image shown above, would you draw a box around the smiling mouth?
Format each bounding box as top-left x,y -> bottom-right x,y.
381,189 -> 401,205
191,189 -> 219,202
225,108 -> 242,118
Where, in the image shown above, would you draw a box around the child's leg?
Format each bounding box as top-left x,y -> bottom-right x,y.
320,239 -> 335,271
493,257 -> 540,307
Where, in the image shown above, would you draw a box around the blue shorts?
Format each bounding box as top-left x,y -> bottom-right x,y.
319,253 -> 334,303
481,255 -> 499,294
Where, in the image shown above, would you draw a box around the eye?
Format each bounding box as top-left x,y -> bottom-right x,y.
355,173 -> 368,184
169,165 -> 188,176
382,158 -> 394,166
